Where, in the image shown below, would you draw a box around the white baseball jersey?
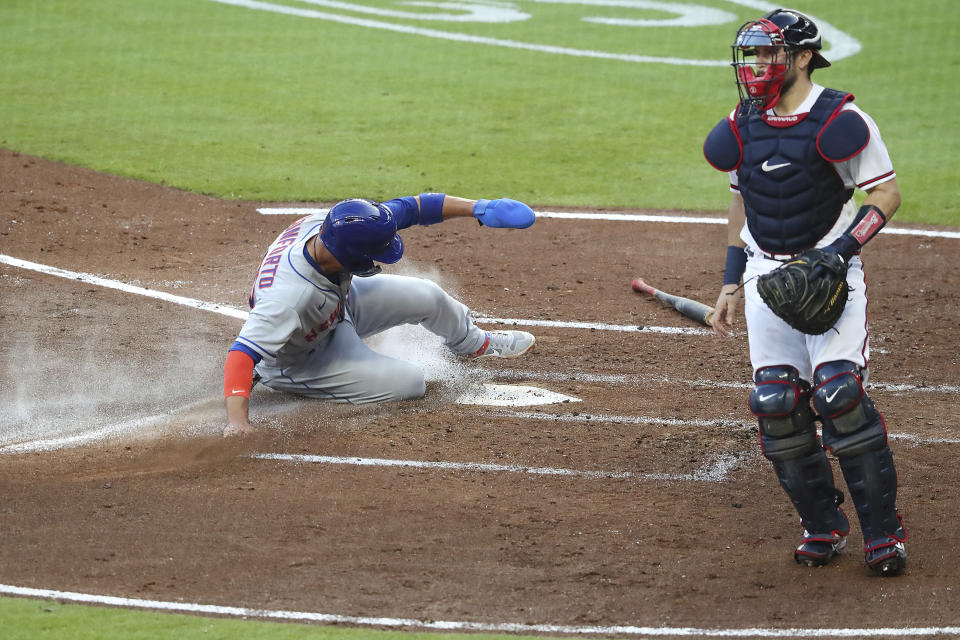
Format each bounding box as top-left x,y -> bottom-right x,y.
722,85 -> 896,379
728,84 -> 896,256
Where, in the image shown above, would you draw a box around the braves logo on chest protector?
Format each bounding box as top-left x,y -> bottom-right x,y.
737,89 -> 856,254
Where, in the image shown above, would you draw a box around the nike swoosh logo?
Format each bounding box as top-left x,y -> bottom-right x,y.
762,160 -> 791,172
231,388 -> 246,394
825,388 -> 841,403
757,393 -> 777,402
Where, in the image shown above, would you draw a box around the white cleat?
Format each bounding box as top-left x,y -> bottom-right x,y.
472,330 -> 535,359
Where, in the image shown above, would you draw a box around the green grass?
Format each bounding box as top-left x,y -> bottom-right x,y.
1,0 -> 958,224
0,596 -> 573,640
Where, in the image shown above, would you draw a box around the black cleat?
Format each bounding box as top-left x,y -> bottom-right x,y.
866,540 -> 907,576
795,530 -> 847,567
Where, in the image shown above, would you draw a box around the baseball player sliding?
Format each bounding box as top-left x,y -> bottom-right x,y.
704,9 -> 906,575
223,194 -> 536,437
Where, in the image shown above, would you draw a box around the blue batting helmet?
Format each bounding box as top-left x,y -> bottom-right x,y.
319,199 -> 404,277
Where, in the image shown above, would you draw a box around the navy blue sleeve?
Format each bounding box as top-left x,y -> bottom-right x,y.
383,197 -> 421,230
229,341 -> 263,364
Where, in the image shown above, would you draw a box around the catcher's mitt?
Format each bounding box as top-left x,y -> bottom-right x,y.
756,248 -> 849,335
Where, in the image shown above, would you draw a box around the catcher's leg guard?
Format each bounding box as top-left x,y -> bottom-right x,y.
814,361 -> 907,576
751,366 -> 850,567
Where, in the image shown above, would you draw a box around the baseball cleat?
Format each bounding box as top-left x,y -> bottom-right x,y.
865,540 -> 907,577
794,530 -> 847,567
472,330 -> 535,359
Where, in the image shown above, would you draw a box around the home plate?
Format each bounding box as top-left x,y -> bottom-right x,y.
455,383 -> 581,407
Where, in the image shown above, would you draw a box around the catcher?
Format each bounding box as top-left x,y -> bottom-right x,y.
704,9 -> 906,575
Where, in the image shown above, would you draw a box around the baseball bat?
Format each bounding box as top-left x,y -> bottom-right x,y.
631,277 -> 715,326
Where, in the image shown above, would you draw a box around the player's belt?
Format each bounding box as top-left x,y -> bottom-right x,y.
746,246 -> 800,262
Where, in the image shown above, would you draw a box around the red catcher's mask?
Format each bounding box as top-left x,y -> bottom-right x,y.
732,19 -> 790,111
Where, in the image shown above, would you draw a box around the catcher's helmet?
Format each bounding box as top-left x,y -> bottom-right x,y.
318,199 -> 403,277
764,8 -> 830,69
732,8 -> 829,111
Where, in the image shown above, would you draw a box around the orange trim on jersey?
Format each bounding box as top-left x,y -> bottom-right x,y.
224,350 -> 255,398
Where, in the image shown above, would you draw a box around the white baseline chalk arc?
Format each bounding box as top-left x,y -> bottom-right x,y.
1,584 -> 958,638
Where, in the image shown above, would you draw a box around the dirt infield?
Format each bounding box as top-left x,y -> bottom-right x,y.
2,148 -> 960,636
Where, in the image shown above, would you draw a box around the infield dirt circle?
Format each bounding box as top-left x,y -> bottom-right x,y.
1,149 -> 959,635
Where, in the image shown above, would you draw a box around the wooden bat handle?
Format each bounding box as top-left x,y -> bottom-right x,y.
631,277 -> 715,327
630,277 -> 657,296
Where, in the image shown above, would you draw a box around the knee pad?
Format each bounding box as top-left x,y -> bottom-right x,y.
814,361 -> 885,457
750,366 -> 819,461
751,368 -> 846,536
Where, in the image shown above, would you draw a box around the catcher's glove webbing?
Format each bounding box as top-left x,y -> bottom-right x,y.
756,248 -> 849,335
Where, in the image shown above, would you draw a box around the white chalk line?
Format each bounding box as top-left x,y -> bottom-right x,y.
0,254 -> 248,320
207,0 -> 864,69
256,207 -> 960,240
1,584 -> 958,638
495,368 -> 960,395
253,451 -> 741,482
0,414 -> 171,455
492,408 -> 960,445
494,408 -> 746,429
0,398 -> 218,455
203,0 -> 765,68
0,253 -> 701,333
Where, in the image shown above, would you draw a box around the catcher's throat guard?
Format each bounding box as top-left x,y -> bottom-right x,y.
756,248 -> 849,335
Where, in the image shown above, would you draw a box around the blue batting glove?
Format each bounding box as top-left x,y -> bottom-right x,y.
472,198 -> 536,229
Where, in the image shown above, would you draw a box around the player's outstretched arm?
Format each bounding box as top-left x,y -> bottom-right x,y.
417,195 -> 536,228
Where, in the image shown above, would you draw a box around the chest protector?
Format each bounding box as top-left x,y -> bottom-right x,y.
705,89 -> 861,255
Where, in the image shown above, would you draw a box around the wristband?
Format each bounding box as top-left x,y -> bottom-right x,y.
847,204 -> 887,247
418,192 -> 445,225
723,245 -> 747,286
828,204 -> 887,262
